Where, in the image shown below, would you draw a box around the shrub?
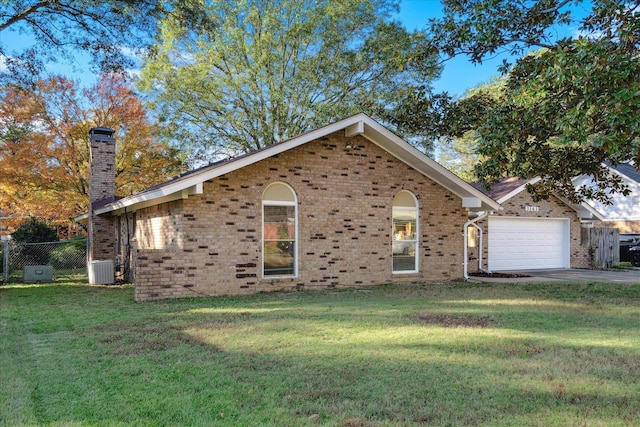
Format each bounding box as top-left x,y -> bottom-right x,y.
12,218 -> 58,243
49,238 -> 86,269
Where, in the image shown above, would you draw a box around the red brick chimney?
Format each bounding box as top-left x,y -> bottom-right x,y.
87,127 -> 116,265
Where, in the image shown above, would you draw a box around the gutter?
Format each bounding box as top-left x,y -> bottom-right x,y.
463,211 -> 490,280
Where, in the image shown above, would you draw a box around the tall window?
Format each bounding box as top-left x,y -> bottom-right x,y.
263,182 -> 297,277
392,191 -> 418,273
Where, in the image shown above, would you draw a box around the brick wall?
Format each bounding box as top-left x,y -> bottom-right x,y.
469,190 -> 591,272
132,131 -> 468,301
135,201 -> 185,249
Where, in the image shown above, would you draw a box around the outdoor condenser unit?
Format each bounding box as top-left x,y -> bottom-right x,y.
88,260 -> 115,285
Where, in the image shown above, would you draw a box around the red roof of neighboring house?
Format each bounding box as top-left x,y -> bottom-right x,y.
470,177 -> 530,201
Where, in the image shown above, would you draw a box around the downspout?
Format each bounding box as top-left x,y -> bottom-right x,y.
469,222 -> 486,273
464,211 -> 489,280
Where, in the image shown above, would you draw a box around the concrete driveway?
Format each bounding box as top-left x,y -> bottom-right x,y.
470,268 -> 640,284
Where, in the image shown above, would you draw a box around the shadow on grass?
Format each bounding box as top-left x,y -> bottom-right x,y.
3,281 -> 640,425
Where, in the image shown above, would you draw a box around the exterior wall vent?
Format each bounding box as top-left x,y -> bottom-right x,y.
88,260 -> 115,285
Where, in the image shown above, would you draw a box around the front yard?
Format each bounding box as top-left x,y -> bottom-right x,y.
1,280 -> 639,426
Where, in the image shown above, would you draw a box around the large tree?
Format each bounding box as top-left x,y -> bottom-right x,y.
0,0 -> 169,83
430,78 -> 506,181
407,0 -> 639,203
138,0 -> 440,163
0,73 -> 184,230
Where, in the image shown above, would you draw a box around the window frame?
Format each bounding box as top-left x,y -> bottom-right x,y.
392,190 -> 419,274
262,182 -> 298,278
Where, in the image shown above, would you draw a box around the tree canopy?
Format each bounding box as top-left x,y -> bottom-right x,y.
0,0 -> 169,83
0,73 -> 184,230
138,0 -> 440,164
433,79 -> 505,181
11,217 -> 58,243
409,0 -> 639,203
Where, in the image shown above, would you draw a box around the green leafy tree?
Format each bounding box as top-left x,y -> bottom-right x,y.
0,0 -> 168,83
417,0 -> 639,203
12,218 -> 58,243
434,78 -> 507,181
10,217 -> 59,266
138,0 -> 440,163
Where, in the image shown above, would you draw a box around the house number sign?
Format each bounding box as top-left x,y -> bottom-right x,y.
525,206 -> 540,212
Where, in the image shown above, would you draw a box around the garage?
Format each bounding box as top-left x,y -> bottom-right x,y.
488,217 -> 570,270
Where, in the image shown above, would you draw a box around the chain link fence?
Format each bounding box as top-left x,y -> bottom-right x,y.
1,238 -> 87,283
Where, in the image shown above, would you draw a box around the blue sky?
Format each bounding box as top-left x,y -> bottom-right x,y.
395,0 -> 589,96
396,0 -> 504,96
2,0 -> 583,97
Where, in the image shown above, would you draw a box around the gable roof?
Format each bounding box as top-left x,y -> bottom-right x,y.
470,177 -> 536,204
90,114 -> 501,217
610,162 -> 640,184
472,177 -> 603,220
574,162 -> 640,222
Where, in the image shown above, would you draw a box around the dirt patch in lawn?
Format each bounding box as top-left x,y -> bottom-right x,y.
88,319 -> 222,356
469,271 -> 531,278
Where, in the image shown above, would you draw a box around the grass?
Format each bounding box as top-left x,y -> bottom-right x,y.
1,279 -> 640,426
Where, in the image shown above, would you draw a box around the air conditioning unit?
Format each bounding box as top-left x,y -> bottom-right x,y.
88,260 -> 115,285
24,265 -> 53,283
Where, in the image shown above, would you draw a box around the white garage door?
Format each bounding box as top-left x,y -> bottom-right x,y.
488,217 -> 570,270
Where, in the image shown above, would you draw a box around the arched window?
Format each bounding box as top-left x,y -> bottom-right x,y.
392,191 -> 419,273
262,182 -> 297,277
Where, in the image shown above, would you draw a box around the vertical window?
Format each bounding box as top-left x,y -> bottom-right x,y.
392,191 -> 418,273
263,183 -> 297,277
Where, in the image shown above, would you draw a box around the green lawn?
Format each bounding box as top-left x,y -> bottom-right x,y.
1,279 -> 639,426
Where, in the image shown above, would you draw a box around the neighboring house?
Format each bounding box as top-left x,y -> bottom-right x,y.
574,162 -> 640,234
84,114 -> 500,301
469,178 -> 600,272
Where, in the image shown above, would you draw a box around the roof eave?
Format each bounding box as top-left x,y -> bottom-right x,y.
358,118 -> 501,212
93,113 -> 501,215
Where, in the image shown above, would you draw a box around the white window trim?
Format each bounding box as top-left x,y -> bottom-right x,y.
392,191 -> 419,274
262,183 -> 298,278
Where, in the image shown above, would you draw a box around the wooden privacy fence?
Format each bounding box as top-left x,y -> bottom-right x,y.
581,227 -> 619,269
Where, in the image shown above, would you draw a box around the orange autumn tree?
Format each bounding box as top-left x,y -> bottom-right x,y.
0,73 -> 184,231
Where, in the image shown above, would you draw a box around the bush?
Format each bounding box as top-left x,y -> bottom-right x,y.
49,238 -> 86,269
12,218 -> 58,243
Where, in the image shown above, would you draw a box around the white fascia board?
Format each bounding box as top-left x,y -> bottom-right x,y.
74,212 -> 89,222
94,113 -> 501,215
577,202 -> 605,220
360,119 -> 501,212
495,176 -> 604,220
462,197 -> 483,209
94,116 -> 369,216
95,182 -> 203,216
554,194 -> 606,221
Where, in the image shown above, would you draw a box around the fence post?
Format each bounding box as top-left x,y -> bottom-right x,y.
3,239 -> 8,282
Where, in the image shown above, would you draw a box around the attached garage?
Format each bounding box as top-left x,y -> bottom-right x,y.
468,177 -> 597,275
488,217 -> 570,271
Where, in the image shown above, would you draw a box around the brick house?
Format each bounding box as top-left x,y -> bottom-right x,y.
468,177 -> 600,272
85,114 -> 500,301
